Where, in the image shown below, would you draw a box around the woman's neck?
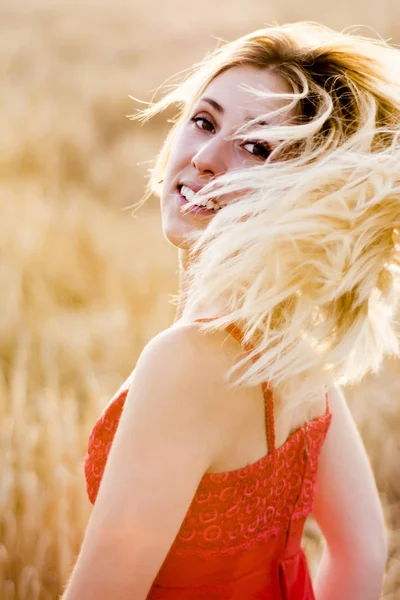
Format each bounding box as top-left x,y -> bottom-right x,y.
173,252 -> 188,323
173,248 -> 224,324
173,293 -> 185,323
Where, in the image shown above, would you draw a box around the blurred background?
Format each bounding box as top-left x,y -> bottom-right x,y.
1,1 -> 400,598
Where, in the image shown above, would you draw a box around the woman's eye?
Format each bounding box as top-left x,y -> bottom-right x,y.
242,141 -> 272,160
191,116 -> 215,133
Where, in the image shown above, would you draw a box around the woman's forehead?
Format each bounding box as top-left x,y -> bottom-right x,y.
198,65 -> 294,121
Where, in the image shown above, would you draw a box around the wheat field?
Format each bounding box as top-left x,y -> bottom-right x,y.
1,1 -> 400,598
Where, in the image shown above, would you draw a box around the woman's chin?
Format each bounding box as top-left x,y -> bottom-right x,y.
162,217 -> 203,251
162,227 -> 194,251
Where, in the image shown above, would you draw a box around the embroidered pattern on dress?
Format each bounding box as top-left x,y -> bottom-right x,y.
84,387 -> 332,559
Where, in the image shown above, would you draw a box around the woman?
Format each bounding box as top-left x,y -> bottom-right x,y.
63,22 -> 400,599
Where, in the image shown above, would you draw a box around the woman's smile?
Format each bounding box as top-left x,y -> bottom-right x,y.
177,184 -> 223,215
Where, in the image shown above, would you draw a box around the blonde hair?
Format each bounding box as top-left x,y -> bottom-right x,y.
134,22 -> 400,409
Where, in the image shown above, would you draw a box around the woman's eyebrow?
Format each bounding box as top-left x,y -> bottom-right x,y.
201,97 -> 225,114
199,97 -> 270,126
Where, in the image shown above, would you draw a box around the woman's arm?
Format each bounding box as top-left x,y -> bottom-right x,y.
61,324 -> 234,600
312,384 -> 388,600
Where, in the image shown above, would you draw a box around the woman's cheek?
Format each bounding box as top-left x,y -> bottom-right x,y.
172,126 -> 199,164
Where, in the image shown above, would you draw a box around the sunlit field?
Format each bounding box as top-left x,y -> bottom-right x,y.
1,1 -> 400,598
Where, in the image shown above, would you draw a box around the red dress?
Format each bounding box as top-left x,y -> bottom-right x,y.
84,319 -> 332,599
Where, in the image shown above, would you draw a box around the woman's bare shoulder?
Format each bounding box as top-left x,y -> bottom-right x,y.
133,320 -> 245,424
144,320 -> 243,370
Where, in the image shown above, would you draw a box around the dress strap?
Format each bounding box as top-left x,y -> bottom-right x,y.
194,317 -> 276,453
324,387 -> 330,414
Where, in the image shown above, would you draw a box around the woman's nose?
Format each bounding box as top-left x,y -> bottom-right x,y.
190,136 -> 227,176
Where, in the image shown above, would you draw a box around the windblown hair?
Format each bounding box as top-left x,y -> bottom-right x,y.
134,22 -> 400,409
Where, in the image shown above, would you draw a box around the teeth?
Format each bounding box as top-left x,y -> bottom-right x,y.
194,198 -> 209,207
181,185 -> 196,202
180,185 -> 222,211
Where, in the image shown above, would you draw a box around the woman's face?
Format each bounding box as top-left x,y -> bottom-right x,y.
160,65 -> 293,250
